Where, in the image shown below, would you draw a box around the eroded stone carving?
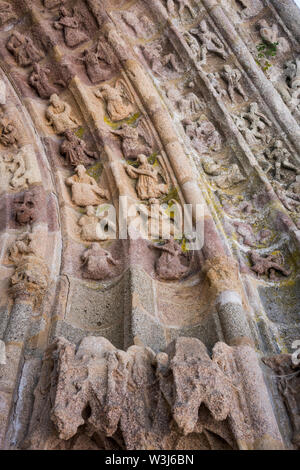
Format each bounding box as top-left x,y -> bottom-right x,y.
142,41 -> 183,77
0,112 -> 19,148
121,11 -> 155,38
263,354 -> 300,449
7,31 -> 44,67
0,2 -> 16,26
81,243 -> 118,280
233,103 -> 272,146
163,0 -> 196,20
8,232 -> 50,303
0,145 -> 41,191
213,163 -> 246,189
78,206 -> 115,242
43,0 -> 65,9
60,130 -> 97,167
190,20 -> 228,61
28,63 -> 59,100
53,7 -> 89,48
152,238 -> 190,280
263,140 -> 298,181
46,94 -> 79,135
257,20 -> 289,54
126,154 -> 169,201
165,83 -> 204,116
95,80 -> 134,122
235,0 -> 263,20
66,165 -> 109,207
183,118 -> 222,154
279,57 -> 300,117
81,37 -> 116,84
249,251 -> 290,280
273,180 -> 300,214
24,336 -> 256,450
220,65 -> 248,103
112,122 -> 153,160
14,187 -> 45,226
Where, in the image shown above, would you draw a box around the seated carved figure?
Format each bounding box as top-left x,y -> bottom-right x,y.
66,165 -> 109,207
78,206 -> 115,242
152,238 -> 190,280
112,123 -> 153,160
28,63 -> 58,99
53,7 -> 89,48
126,154 -> 169,201
0,1 -> 16,25
249,250 -> 291,280
7,31 -> 44,67
60,130 -> 97,167
46,94 -> 79,134
142,42 -> 182,77
95,81 -> 134,122
183,118 -> 221,153
81,243 -> 118,280
81,38 -> 115,84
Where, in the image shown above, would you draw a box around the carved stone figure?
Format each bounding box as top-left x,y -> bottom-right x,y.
214,164 -> 246,189
249,251 -> 291,280
53,7 -> 89,48
81,243 -> 118,280
126,154 -> 169,201
0,2 -> 16,26
263,354 -> 300,449
14,188 -> 44,226
273,181 -> 300,213
43,0 -> 65,9
183,118 -> 222,153
190,20 -> 228,61
95,81 -> 134,122
2,145 -> 41,190
24,336 -> 255,450
233,103 -> 272,146
66,165 -> 109,207
81,38 -> 116,84
220,65 -> 248,103
7,31 -> 44,67
184,31 -> 205,63
152,238 -> 190,280
264,140 -> 298,181
60,130 -> 97,167
278,57 -> 300,117
207,72 -> 227,99
163,0 -> 196,20
235,0 -> 263,20
46,94 -> 79,134
257,20 -> 289,53
121,11 -> 154,37
28,63 -> 59,99
142,42 -> 182,77
0,113 -> 19,148
8,232 -> 50,304
166,84 -> 204,115
78,206 -> 115,242
112,123 -> 153,160
232,221 -> 256,247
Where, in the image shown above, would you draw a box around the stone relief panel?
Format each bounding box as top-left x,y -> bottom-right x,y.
0,145 -> 42,193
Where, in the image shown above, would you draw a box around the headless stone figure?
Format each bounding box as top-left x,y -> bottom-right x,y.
81,243 -> 118,280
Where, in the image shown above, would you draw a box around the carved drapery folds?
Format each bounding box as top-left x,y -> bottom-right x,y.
24,336 -> 262,450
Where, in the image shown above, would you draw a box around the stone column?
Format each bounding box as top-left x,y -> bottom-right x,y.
271,0 -> 300,43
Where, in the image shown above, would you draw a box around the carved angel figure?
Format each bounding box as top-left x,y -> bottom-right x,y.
81,243 -> 118,280
249,250 -> 291,280
81,37 -> 116,84
28,63 -> 58,99
66,165 -> 109,207
46,94 -> 79,134
95,80 -> 134,122
257,20 -> 289,53
0,113 -> 19,148
152,238 -> 190,280
53,7 -> 89,48
7,31 -> 44,67
0,2 -> 16,25
164,0 -> 196,20
60,130 -> 97,167
220,65 -> 248,103
190,20 -> 228,61
112,122 -> 153,160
